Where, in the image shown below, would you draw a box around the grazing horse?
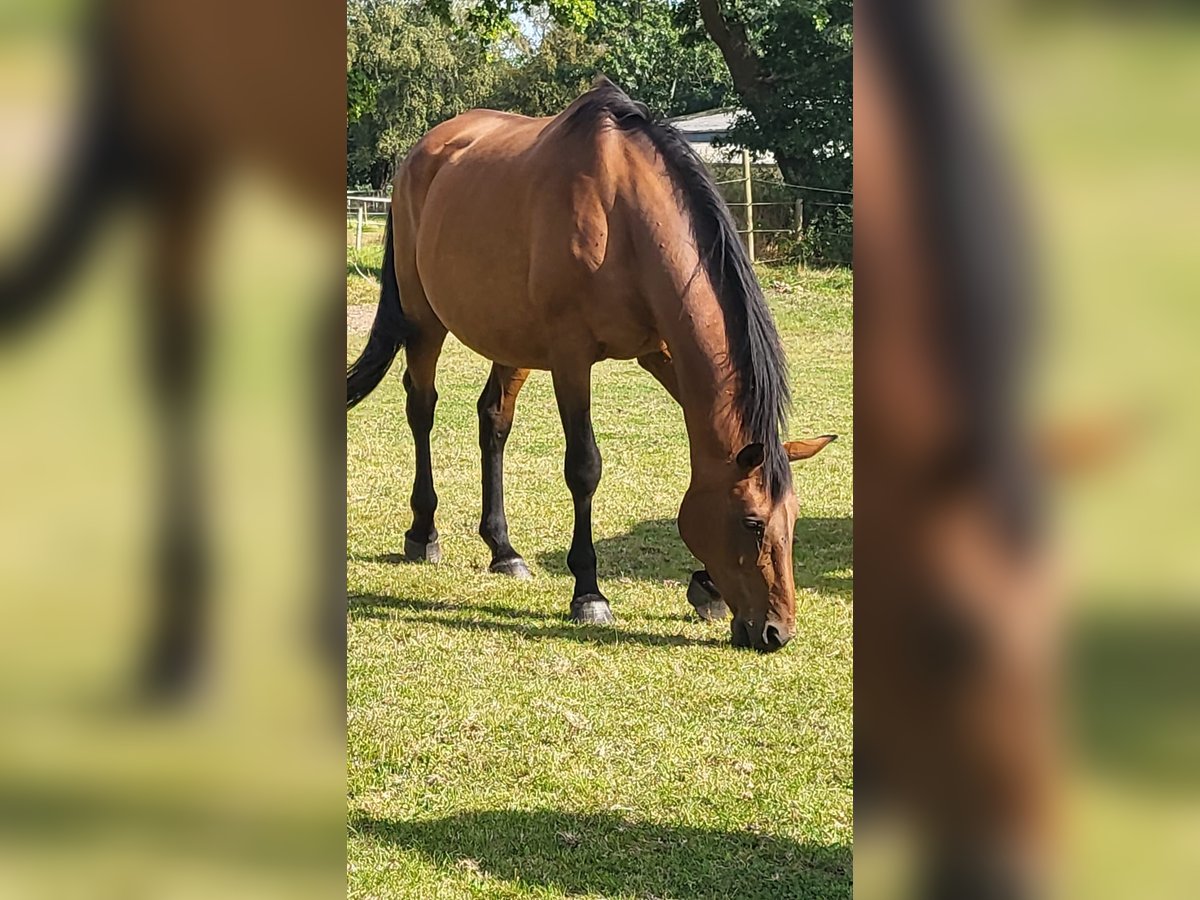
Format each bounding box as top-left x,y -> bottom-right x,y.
347,80 -> 834,652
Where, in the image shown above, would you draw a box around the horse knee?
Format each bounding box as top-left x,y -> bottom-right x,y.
478,405 -> 510,450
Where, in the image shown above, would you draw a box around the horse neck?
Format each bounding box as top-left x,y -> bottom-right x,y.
652,268 -> 747,481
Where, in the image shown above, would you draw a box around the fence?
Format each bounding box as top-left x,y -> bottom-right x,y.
347,193 -> 391,253
347,151 -> 852,266
711,150 -> 852,266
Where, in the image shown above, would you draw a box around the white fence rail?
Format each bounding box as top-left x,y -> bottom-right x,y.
346,195 -> 391,252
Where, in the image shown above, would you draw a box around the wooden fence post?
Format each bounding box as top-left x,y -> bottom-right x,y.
742,148 -> 755,262
355,204 -> 365,252
794,197 -> 804,234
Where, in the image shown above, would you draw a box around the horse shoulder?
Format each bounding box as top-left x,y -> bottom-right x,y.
562,132 -> 644,277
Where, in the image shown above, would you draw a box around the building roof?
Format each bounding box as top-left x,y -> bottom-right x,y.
665,108 -> 775,166
666,107 -> 742,135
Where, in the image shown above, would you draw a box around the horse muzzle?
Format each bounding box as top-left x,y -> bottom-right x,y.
731,616 -> 793,653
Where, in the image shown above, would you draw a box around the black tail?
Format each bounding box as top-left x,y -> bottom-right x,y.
347,207 -> 409,408
0,20 -> 129,333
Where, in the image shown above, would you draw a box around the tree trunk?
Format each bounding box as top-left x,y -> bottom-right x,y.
697,0 -> 810,218
696,0 -> 766,110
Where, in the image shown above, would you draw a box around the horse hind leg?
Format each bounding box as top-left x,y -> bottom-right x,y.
477,364 -> 532,577
401,323 -> 447,562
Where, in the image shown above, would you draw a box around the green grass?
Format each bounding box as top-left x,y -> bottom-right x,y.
347,262 -> 853,899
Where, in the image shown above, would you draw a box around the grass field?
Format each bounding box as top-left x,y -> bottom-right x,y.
346,253 -> 853,899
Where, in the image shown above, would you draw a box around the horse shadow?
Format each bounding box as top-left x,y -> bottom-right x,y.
533,516 -> 853,598
347,593 -> 727,649
1073,604 -> 1200,792
349,808 -> 851,899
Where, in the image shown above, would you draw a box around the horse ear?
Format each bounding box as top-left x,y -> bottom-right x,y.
735,443 -> 766,472
1038,414 -> 1141,478
785,434 -> 838,462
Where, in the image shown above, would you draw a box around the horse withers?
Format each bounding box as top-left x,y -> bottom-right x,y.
347,79 -> 835,652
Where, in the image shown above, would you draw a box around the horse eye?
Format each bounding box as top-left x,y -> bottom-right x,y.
742,517 -> 765,534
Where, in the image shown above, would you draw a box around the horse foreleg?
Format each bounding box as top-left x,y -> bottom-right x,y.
639,349 -> 729,622
477,364 -> 532,577
140,174 -> 210,698
402,329 -> 446,562
552,363 -> 612,624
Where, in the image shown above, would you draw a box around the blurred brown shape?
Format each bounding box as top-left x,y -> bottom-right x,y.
0,0 -> 346,695
0,1 -> 345,896
855,2 -> 1059,896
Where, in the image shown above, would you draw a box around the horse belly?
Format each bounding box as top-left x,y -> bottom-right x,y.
420,268 -> 553,369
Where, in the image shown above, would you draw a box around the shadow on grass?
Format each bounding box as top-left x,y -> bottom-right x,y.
349,593 -> 562,623
0,778 -> 340,872
350,809 -> 851,900
349,594 -> 727,650
534,516 -> 852,596
1073,604 -> 1200,792
349,551 -> 430,566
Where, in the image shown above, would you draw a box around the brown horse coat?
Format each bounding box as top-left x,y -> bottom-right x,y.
349,80 -> 833,650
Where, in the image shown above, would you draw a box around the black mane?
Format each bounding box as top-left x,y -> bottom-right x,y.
564,79 -> 792,498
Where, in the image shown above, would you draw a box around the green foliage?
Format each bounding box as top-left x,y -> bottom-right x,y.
799,204 -> 853,267
584,0 -> 731,117
676,0 -> 852,263
346,0 -> 496,189
427,0 -> 598,44
345,0 -> 853,269
678,0 -> 852,195
486,18 -> 600,117
347,0 -> 735,186
485,2 -> 731,120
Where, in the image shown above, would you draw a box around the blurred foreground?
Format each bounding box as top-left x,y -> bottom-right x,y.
0,2 -> 344,896
856,2 -> 1200,898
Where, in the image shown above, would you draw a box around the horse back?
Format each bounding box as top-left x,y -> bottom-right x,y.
396,105 -> 670,368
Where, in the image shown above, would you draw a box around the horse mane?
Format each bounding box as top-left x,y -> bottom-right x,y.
562,78 -> 792,498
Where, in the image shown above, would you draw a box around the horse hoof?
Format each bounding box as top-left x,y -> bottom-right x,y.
694,599 -> 730,622
404,535 -> 441,563
688,570 -> 729,621
569,595 -> 614,625
489,557 -> 532,579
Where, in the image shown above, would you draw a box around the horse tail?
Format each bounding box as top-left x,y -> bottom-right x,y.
347,206 -> 410,409
0,25 -> 127,333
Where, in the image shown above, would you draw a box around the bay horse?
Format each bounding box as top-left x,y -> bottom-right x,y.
347,79 -> 834,652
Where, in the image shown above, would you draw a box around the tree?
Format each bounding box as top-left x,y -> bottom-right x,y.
429,0 -> 851,210
486,15 -> 600,117
583,1 -> 731,118
486,1 -> 731,120
346,1 -> 495,188
679,0 -> 852,221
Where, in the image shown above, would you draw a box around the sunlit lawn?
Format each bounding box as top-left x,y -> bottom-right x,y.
346,253 -> 853,899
